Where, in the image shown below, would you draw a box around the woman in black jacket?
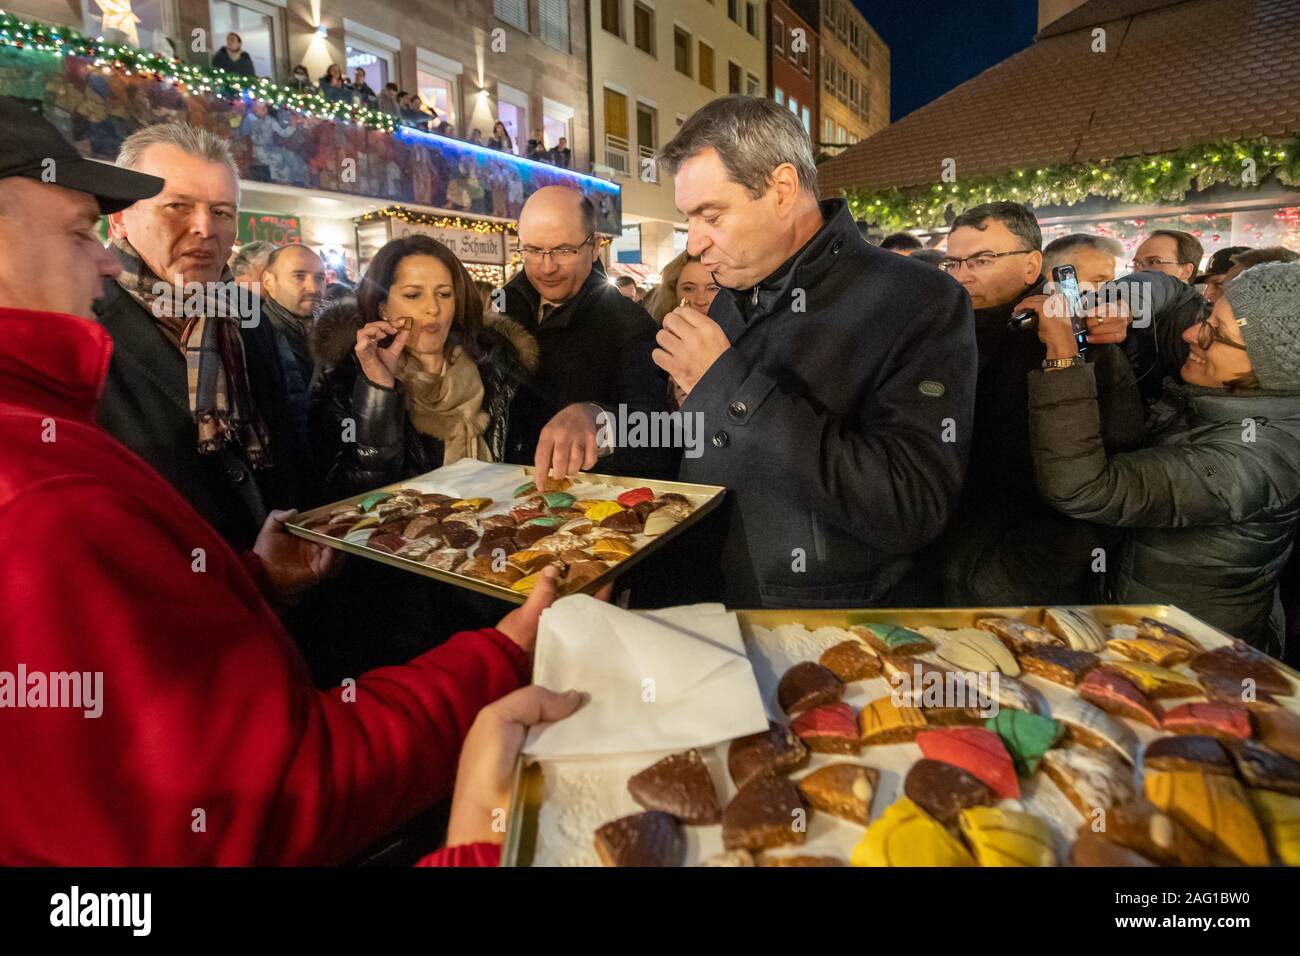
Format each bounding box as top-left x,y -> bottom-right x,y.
310,235 -> 538,500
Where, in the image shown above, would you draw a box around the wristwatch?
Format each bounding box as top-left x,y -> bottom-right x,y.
1042,355 -> 1084,371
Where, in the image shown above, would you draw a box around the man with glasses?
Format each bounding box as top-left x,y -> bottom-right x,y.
500,185 -> 672,485
1130,228 -> 1203,284
934,202 -> 1145,607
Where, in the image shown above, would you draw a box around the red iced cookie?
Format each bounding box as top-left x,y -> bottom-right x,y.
616,487 -> 656,508
791,703 -> 861,754
1161,701 -> 1251,741
1078,669 -> 1161,729
916,726 -> 1020,799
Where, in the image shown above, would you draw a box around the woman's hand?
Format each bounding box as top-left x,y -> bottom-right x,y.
354,319 -> 409,388
444,685 -> 585,847
1031,291 -> 1082,360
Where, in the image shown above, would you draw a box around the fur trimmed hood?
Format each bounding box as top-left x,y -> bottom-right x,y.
310,296 -> 539,376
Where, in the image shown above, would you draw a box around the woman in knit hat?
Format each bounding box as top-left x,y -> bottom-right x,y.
1026,261 -> 1300,654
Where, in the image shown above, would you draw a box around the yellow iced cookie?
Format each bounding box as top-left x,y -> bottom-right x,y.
851,798 -> 974,867
1100,660 -> 1201,699
1247,789 -> 1300,866
1144,770 -> 1268,866
1106,637 -> 1194,667
450,497 -> 492,512
591,538 -> 635,558
583,500 -> 625,522
511,572 -> 542,594
957,806 -> 1056,867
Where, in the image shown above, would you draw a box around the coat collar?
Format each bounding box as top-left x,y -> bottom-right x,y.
0,307 -> 113,423
506,258 -> 609,331
1184,384 -> 1300,424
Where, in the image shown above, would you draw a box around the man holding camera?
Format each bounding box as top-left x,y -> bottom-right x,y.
935,202 -> 1144,606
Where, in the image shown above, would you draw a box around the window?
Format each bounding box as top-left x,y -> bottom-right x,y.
801,105 -> 810,134
773,16 -> 784,53
774,87 -> 784,106
539,0 -> 569,52
746,72 -> 759,96
698,42 -> 715,89
746,2 -> 758,37
417,49 -> 463,128
543,98 -> 573,157
601,0 -> 621,36
209,0 -> 278,78
789,96 -> 799,118
346,41 -> 393,93
673,27 -> 691,77
728,0 -> 739,24
494,0 -> 528,33
603,87 -> 629,174
633,3 -> 654,55
496,82 -> 528,155
799,43 -> 810,74
87,0 -> 175,55
728,60 -> 741,94
636,102 -> 658,180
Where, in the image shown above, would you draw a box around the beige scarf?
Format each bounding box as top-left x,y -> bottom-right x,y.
397,346 -> 491,464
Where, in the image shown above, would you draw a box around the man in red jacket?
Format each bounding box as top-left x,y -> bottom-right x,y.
0,97 -> 575,865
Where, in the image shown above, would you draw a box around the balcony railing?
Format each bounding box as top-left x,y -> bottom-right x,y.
605,134 -> 630,176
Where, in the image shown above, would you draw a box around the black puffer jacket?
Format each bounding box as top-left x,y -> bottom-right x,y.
308,298 -> 539,499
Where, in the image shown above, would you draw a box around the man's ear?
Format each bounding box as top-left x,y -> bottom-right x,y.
107,211 -> 126,239
1025,250 -> 1044,282
770,162 -> 801,214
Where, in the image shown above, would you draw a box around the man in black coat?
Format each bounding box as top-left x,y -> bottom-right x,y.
654,96 -> 977,608
95,122 -> 308,550
500,185 -> 673,483
933,202 -> 1144,606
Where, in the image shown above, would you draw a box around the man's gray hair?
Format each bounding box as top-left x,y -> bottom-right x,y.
1043,233 -> 1124,271
231,240 -> 275,278
117,122 -> 239,182
658,95 -> 819,200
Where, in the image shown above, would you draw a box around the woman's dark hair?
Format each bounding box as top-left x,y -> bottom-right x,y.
357,235 -> 486,360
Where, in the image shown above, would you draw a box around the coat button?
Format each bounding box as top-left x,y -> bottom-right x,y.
712,431 -> 729,448
227,467 -> 248,485
728,401 -> 747,419
831,239 -> 843,254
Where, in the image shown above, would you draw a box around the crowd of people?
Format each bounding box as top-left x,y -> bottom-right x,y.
2,92 -> 1299,867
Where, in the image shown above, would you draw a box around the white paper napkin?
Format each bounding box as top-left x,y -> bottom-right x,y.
523,595 -> 769,758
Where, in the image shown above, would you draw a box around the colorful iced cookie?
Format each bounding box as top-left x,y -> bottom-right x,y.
853,623 -> 933,656
616,487 -> 655,508
859,695 -> 928,745
421,547 -> 466,571
1043,607 -> 1107,652
985,708 -> 1065,777
560,560 -> 607,590
903,759 -> 992,825
777,662 -> 844,718
722,775 -> 806,852
1107,636 -> 1194,668
988,673 -> 1047,715
916,726 -> 1019,799
450,497 -> 492,512
975,617 -> 1063,654
511,572 -> 543,594
851,797 -> 975,867
958,806 -> 1056,867
522,515 -> 564,528
727,721 -> 809,789
1135,616 -> 1202,652
1078,669 -> 1162,729
356,491 -> 393,512
600,509 -> 644,533
792,703 -> 861,755
819,640 -> 882,682
402,515 -> 446,540
796,763 -> 878,825
642,509 -> 682,537
559,517 -> 593,535
1100,660 -> 1201,699
1144,735 -> 1235,775
583,500 -> 625,523
928,627 -> 1021,676
541,491 -> 575,510
627,749 -> 721,825
1229,739 -> 1300,796
1190,641 -> 1293,697
594,811 -> 684,867
1079,799 -> 1219,867
1248,789 -> 1300,866
591,537 -> 636,559
365,532 -> 407,554
1018,646 -> 1099,687
512,480 -> 537,498
1144,769 -> 1269,866
1050,695 -> 1139,764
1162,702 -> 1252,741
1042,745 -> 1135,817
506,550 -> 556,574
1255,706 -> 1300,763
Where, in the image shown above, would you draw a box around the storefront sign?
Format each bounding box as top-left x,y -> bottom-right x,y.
392,221 -> 506,265
238,213 -> 302,246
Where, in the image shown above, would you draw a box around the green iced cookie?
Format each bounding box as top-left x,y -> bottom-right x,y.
542,491 -> 576,509
357,492 -> 393,512
513,481 -> 536,498
985,708 -> 1065,777
861,623 -> 931,653
523,515 -> 563,528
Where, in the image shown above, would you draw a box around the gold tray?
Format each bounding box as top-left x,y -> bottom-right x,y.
502,604 -> 1300,867
286,465 -> 726,605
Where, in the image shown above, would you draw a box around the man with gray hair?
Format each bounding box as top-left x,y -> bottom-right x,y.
96,122 -> 309,549
654,95 -> 977,607
1041,233 -> 1124,288
231,239 -> 275,289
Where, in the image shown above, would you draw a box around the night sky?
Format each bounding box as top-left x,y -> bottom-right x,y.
853,0 -> 1039,121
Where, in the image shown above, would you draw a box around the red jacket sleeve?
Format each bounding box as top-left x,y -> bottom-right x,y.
416,842 -> 502,867
0,479 -> 529,866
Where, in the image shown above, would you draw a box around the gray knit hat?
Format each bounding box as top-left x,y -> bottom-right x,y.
1224,261 -> 1300,391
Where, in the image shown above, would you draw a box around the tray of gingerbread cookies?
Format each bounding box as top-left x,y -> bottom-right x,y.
503,604 -> 1300,866
285,459 -> 725,604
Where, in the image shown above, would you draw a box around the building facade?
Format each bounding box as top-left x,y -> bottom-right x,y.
589,0 -> 766,271
817,0 -> 887,153
768,0 -> 818,142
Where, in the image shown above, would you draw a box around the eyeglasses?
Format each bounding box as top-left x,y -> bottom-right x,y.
938,250 -> 1034,273
1130,257 -> 1183,270
1196,317 -> 1249,352
520,234 -> 595,263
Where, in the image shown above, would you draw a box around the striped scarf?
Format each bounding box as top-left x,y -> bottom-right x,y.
112,238 -> 272,468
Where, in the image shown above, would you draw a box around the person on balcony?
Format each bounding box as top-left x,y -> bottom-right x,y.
212,32 -> 256,79
549,136 -> 572,169
487,120 -> 514,154
318,63 -> 351,103
351,68 -> 376,108
285,64 -> 312,93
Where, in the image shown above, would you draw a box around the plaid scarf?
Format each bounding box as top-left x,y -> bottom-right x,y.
112,238 -> 272,468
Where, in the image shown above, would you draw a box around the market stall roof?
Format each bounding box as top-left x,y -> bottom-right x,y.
817,0 -> 1300,197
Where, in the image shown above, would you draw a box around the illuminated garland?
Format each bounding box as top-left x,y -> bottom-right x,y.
844,137 -> 1300,231
356,206 -> 515,233
0,10 -> 396,132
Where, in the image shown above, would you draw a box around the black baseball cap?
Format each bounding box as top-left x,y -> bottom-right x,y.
0,96 -> 163,213
1196,245 -> 1251,283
